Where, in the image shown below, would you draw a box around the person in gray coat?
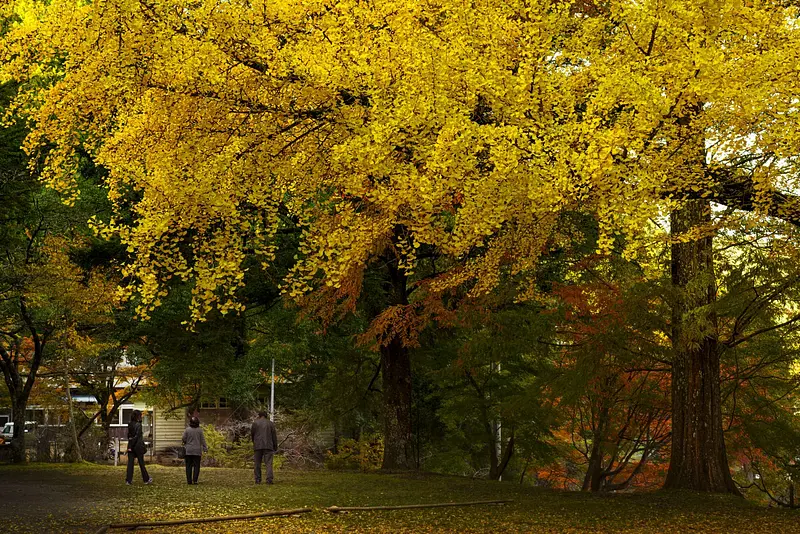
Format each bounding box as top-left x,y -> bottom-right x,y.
182,416 -> 208,485
251,411 -> 278,484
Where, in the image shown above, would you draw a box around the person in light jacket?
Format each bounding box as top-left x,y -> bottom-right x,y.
126,410 -> 152,485
182,416 -> 208,485
251,411 -> 278,484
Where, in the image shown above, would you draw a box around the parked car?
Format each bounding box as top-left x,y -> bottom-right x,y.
0,421 -> 37,442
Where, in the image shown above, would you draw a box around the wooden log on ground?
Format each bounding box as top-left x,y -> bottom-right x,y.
326,500 -> 512,513
93,508 -> 312,533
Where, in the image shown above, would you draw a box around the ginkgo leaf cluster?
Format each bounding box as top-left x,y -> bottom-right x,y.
2,0 -> 799,321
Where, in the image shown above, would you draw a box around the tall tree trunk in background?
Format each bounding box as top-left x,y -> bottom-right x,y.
1,309 -> 48,464
490,427 -> 514,481
582,406 -> 609,492
665,199 -> 739,494
466,367 -> 514,481
9,402 -> 26,463
485,407 -> 499,480
64,369 -> 83,462
380,336 -> 412,469
379,254 -> 413,470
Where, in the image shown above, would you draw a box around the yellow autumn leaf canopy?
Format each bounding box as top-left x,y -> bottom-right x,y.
2,0 -> 799,321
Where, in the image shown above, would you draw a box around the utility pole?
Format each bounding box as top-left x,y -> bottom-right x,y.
495,362 -> 501,482
270,358 -> 275,422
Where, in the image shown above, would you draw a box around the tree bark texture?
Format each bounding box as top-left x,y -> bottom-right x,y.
665,199 -> 739,494
491,427 -> 514,481
10,403 -> 26,463
379,251 -> 413,470
582,407 -> 609,492
1,311 -> 47,464
380,335 -> 412,470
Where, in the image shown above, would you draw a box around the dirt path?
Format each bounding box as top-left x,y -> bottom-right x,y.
2,467 -> 112,532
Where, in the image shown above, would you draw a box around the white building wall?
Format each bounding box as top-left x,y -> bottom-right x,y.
153,409 -> 185,452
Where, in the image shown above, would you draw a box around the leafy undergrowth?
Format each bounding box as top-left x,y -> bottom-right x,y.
2,464 -> 799,533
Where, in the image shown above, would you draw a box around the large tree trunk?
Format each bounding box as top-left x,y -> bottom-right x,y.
380,336 -> 412,470
10,402 -> 26,463
582,437 -> 605,492
581,404 -> 609,492
379,248 -> 413,471
1,298 -> 49,464
664,199 -> 739,494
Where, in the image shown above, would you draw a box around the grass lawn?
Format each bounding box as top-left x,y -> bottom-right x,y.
2,463 -> 799,533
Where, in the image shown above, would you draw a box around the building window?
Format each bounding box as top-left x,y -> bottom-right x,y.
200,398 -> 229,409
121,407 -> 136,425
141,412 -> 151,437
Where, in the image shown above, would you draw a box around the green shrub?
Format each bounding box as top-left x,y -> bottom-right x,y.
202,424 -> 258,468
325,435 -> 383,471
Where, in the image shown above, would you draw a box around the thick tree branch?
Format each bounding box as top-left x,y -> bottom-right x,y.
709,167 -> 800,227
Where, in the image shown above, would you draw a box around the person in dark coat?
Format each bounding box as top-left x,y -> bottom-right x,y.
125,410 -> 152,485
181,416 -> 208,485
251,411 -> 278,484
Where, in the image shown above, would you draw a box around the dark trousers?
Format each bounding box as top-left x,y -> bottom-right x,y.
254,449 -> 274,483
126,450 -> 150,483
185,455 -> 201,483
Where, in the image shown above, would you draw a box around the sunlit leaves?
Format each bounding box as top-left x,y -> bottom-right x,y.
2,0 -> 800,324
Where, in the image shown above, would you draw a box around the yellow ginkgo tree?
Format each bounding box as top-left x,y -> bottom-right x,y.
2,0 -> 591,469
4,0 -> 800,485
568,0 -> 800,494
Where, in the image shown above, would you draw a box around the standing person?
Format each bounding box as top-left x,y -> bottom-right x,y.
251,411 -> 278,484
125,410 -> 152,485
182,416 -> 208,485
